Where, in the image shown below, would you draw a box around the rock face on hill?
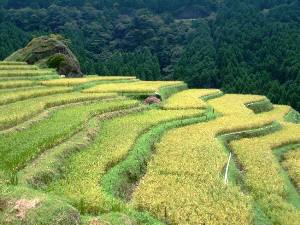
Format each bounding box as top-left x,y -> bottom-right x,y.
5,34 -> 83,77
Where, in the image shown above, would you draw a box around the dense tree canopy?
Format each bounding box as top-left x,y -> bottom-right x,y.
0,0 -> 299,110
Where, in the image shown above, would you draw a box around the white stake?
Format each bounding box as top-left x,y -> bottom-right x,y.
224,153 -> 232,185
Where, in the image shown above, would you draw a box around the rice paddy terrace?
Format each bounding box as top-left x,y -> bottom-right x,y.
0,61 -> 299,225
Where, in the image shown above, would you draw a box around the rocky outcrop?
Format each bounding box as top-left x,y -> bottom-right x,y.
5,34 -> 82,77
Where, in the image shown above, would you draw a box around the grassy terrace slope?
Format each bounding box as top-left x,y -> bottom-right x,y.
41,76 -> 137,86
0,86 -> 73,105
0,61 -> 299,224
131,95 -> 291,224
46,108 -> 202,225
0,80 -> 38,89
162,89 -> 222,109
0,92 -> 119,131
283,148 -> 300,190
82,80 -> 187,100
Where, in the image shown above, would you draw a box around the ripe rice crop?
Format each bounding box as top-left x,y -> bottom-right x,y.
229,122 -> 300,224
1,81 -> 298,225
282,149 -> 300,189
0,86 -> 45,94
0,86 -> 73,105
0,61 -> 27,65
0,75 -> 60,81
208,94 -> 268,115
230,123 -> 300,197
48,109 -> 201,214
18,106 -> 145,189
0,92 -> 118,130
0,61 -> 28,65
41,76 -> 137,86
0,99 -> 139,172
163,89 -> 222,109
0,65 -> 38,70
82,81 -> 184,94
0,69 -> 56,77
131,104 -> 291,224
101,111 -> 207,201
0,80 -> 37,89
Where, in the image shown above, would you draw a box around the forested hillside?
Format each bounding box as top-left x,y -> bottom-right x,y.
0,0 -> 299,110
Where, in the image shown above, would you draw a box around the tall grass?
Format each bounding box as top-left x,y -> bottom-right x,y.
0,99 -> 139,172
48,109 -> 201,214
0,92 -> 118,130
0,86 -> 73,105
41,76 -> 137,86
132,102 -> 291,224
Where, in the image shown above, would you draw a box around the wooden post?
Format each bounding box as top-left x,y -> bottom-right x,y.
224,153 -> 232,185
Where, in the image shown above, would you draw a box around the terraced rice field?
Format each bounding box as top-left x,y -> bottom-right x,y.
0,61 -> 299,225
41,76 -> 137,86
283,149 -> 300,189
0,80 -> 38,89
0,86 -> 73,105
82,81 -> 187,99
0,69 -> 57,78
162,89 -> 222,109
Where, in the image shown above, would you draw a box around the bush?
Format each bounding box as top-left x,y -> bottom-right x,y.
47,54 -> 65,69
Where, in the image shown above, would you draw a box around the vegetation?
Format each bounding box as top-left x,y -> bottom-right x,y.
0,99 -> 138,173
1,0 -> 300,110
48,109 -> 201,214
0,80 -> 37,89
0,65 -> 38,70
282,149 -> 300,190
5,34 -> 83,77
0,74 -> 60,81
18,107 -> 145,189
285,109 -> 300,124
41,76 -> 137,86
82,81 -> 186,99
162,89 -> 222,109
0,86 -> 72,105
0,92 -> 118,130
0,69 -> 56,78
1,11 -> 300,221
230,123 -> 300,225
101,111 -> 208,201
0,186 -> 81,225
132,96 -> 292,224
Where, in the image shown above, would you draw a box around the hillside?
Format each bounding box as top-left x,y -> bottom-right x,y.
0,0 -> 300,111
0,61 -> 299,224
5,34 -> 83,77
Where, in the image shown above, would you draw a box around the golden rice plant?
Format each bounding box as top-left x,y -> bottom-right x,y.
82,81 -> 184,94
0,65 -> 38,70
162,89 -> 222,109
230,123 -> 300,197
132,118 -> 252,224
131,103 -> 292,224
0,69 -> 56,77
0,86 -> 73,105
282,149 -> 300,189
229,122 -> 300,224
0,74 -> 60,81
0,99 -> 140,173
208,94 -> 268,115
48,109 -> 201,214
0,92 -> 118,130
0,61 -> 27,65
0,80 -> 36,89
41,76 -> 137,86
